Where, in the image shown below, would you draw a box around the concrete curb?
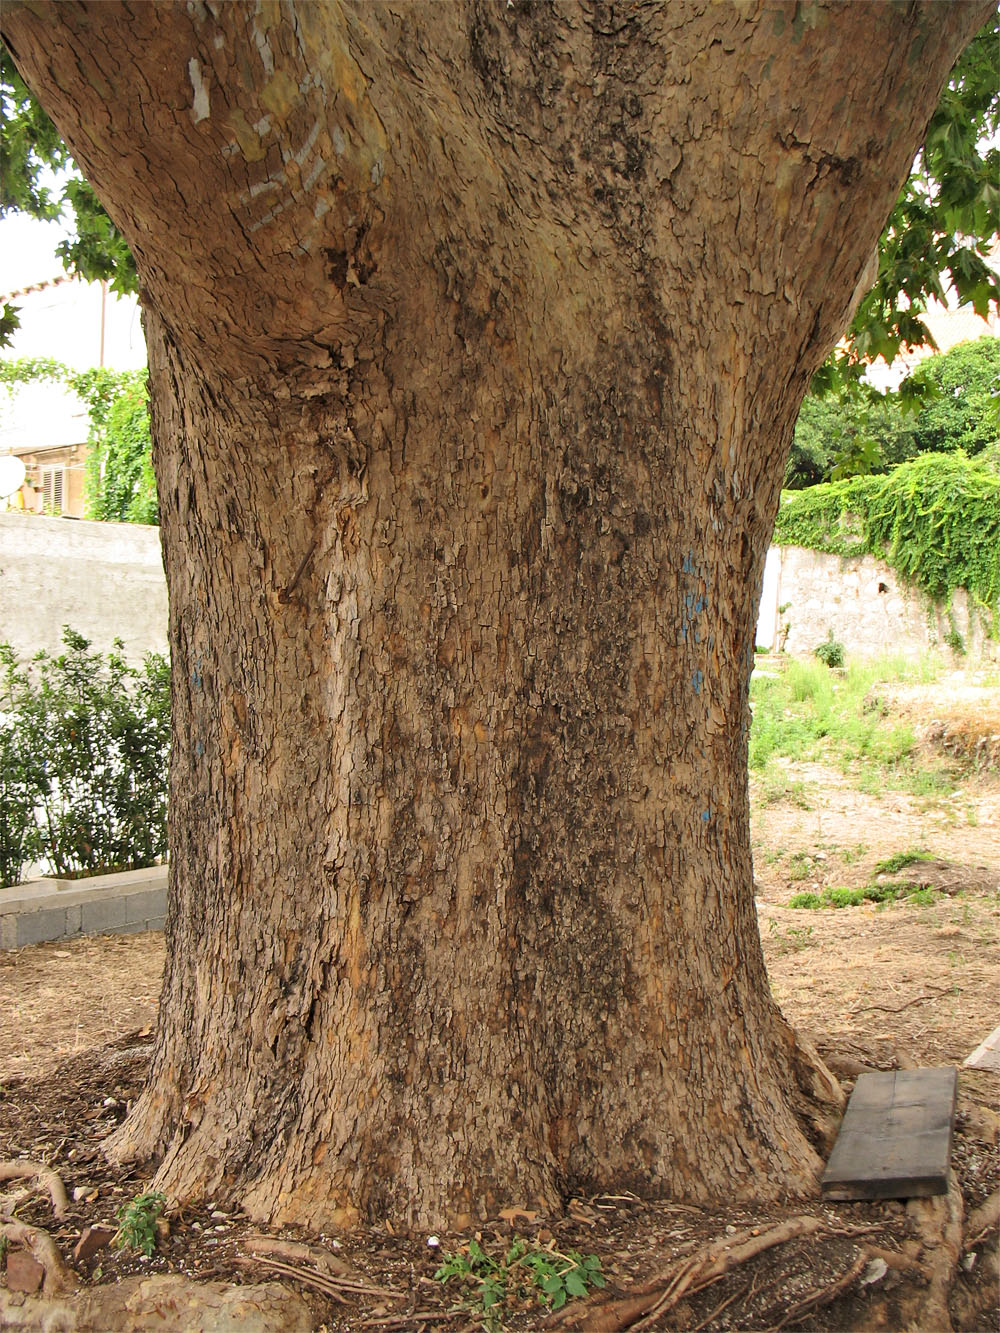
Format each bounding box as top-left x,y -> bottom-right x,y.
0,865 -> 168,950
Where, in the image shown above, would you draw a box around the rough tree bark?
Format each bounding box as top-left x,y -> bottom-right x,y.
1,0 -> 989,1231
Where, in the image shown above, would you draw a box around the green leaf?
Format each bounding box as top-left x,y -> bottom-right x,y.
564,1270 -> 589,1297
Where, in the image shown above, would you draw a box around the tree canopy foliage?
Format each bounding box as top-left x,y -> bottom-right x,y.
786,335 -> 1000,487
0,44 -> 136,315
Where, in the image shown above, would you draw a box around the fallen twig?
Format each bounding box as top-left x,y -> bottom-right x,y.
851,986 -> 951,1015
356,1313 -> 467,1327
236,1253 -> 406,1303
0,1160 -> 70,1219
0,1219 -> 75,1295
243,1232 -> 357,1277
861,1244 -> 928,1278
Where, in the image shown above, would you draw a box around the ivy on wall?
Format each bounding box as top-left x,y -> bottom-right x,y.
773,453 -> 1000,632
0,356 -> 155,522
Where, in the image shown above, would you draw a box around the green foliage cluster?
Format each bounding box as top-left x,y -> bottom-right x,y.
86,379 -> 156,523
788,338 -> 1000,488
434,1237 -> 605,1329
113,1191 -> 166,1258
774,453 -> 1000,630
813,631 -> 845,669
1,46 -> 137,342
0,628 -> 170,887
0,356 -> 155,522
818,16 -> 1000,394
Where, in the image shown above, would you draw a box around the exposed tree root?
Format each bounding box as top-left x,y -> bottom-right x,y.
965,1186 -> 999,1245
235,1253 -> 406,1304
905,1175 -> 964,1333
765,1252 -> 867,1331
546,1215 -> 825,1332
861,1243 -> 929,1278
0,1159 -> 69,1219
0,1219 -> 75,1296
242,1233 -> 358,1278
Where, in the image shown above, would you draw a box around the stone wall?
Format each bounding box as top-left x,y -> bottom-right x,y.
0,512 -> 168,662
758,545 -> 992,661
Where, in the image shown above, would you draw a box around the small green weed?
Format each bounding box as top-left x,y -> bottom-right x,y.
906,887 -> 941,906
434,1237 -> 605,1328
786,851 -> 813,883
788,892 -> 823,909
825,886 -> 867,907
113,1190 -> 166,1258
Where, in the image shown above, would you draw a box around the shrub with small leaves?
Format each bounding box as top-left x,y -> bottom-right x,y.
0,628 -> 170,885
814,631 -> 846,669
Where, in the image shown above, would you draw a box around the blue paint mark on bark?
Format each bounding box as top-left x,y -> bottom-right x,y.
701,809 -> 711,823
692,670 -> 703,694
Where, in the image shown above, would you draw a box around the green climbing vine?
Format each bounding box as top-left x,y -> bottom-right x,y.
0,356 -> 154,522
774,454 -> 1000,633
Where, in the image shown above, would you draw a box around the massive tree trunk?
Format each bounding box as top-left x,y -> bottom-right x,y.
2,0 -> 989,1231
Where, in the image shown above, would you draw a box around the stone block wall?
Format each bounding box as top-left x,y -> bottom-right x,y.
0,865 -> 168,950
758,546 -> 993,661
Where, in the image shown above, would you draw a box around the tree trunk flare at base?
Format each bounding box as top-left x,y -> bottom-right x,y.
1,0 -> 989,1230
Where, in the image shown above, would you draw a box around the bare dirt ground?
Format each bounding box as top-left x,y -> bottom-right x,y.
1,678 -> 998,1330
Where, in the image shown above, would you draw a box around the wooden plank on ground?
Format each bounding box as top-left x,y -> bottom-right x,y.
821,1067 -> 957,1201
964,1024 -> 1000,1071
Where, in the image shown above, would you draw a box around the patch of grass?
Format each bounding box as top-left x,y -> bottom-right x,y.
825,886 -> 867,907
755,769 -> 814,808
788,892 -> 824,909
786,851 -> 814,883
841,843 -> 869,864
874,848 -> 933,875
749,653 -> 961,796
905,887 -> 941,906
789,879 -> 935,910
769,919 -> 818,947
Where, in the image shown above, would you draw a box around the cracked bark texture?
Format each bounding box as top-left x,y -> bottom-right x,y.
1,0 -> 989,1230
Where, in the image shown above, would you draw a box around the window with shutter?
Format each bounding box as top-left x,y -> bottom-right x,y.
42,467 -> 65,514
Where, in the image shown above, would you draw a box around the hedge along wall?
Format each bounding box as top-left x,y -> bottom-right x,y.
0,512 -> 168,663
